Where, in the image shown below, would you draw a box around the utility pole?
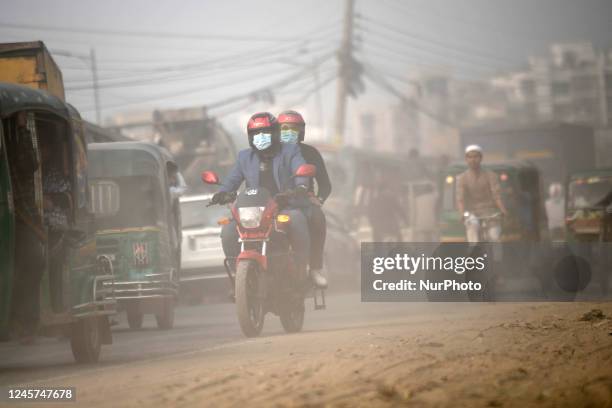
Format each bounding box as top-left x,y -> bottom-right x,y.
90,48 -> 101,125
334,0 -> 355,146
52,48 -> 103,124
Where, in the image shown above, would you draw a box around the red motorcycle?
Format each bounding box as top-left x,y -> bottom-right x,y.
202,164 -> 325,337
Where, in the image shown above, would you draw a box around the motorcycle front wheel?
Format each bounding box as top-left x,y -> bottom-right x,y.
235,260 -> 265,337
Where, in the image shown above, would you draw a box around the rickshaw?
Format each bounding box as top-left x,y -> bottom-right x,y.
88,142 -> 182,329
0,83 -> 116,363
565,168 -> 612,295
566,168 -> 612,242
438,161 -> 547,243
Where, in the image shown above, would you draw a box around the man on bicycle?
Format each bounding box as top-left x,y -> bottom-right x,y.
456,145 -> 508,243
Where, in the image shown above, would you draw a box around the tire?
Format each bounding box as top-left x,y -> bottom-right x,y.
126,306 -> 144,329
235,260 -> 265,337
279,300 -> 305,333
70,317 -> 101,363
155,298 -> 175,330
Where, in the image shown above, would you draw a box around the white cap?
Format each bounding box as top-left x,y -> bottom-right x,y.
465,144 -> 483,155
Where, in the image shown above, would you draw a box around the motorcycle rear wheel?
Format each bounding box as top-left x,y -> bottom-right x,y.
235,260 -> 265,337
279,300 -> 305,333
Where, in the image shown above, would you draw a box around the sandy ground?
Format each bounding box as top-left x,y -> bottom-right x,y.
11,302 -> 612,408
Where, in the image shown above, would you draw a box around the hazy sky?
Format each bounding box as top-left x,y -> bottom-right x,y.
2,0 -> 611,139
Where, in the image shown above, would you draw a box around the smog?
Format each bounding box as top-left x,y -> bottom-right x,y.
1,1 -> 611,407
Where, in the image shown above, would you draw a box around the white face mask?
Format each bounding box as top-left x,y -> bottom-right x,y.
252,132 -> 272,150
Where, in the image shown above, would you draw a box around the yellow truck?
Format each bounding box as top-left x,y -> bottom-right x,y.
0,41 -> 65,101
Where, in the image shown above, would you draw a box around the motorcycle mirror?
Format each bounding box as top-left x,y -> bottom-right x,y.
295,164 -> 316,178
201,171 -> 220,185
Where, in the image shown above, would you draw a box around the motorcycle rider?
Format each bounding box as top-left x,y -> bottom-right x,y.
211,112 -> 311,279
456,145 -> 508,242
277,110 -> 331,288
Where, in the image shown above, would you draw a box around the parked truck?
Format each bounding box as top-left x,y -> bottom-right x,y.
459,122 -> 595,187
0,41 -> 65,101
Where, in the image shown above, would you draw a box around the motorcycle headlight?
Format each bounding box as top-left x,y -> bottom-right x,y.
238,206 -> 265,229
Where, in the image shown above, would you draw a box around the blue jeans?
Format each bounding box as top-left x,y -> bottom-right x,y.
221,208 -> 310,268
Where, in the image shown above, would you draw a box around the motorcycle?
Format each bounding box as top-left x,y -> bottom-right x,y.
201,164 -> 326,337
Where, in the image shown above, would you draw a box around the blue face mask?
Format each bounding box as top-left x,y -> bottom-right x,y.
280,129 -> 299,144
252,132 -> 272,151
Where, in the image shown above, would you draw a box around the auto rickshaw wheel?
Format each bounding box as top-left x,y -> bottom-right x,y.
70,317 -> 101,363
126,306 -> 144,329
155,298 -> 175,330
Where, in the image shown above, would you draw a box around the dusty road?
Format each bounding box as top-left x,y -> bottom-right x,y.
1,293 -> 612,407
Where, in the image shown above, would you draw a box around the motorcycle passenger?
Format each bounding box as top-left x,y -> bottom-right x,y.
212,112 -> 311,278
277,110 -> 330,289
456,145 -> 508,243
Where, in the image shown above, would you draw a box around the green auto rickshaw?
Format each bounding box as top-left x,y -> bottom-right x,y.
566,168 -> 612,242
88,142 -> 183,330
438,161 -> 547,243
0,83 -> 116,363
565,168 -> 612,295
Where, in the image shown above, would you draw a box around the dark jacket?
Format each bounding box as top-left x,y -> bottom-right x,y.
299,143 -> 332,203
220,144 -> 308,205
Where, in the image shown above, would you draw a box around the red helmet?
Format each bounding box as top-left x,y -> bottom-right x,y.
246,112 -> 279,150
277,110 -> 306,142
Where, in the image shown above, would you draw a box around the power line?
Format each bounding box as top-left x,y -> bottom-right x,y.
356,28 -> 500,73
356,14 -> 516,67
64,44 -> 338,87
354,46 -> 488,81
62,32 -> 336,81
0,21 -> 302,43
381,0 -> 530,48
215,102 -> 255,119
65,45 -> 337,91
64,57 -> 285,88
0,20 -> 340,66
355,23 -> 510,72
363,63 -> 456,128
78,52 -> 336,113
0,27 -> 273,54
275,65 -> 337,96
61,24 -> 340,67
72,63 -> 298,101
285,72 -> 337,107
205,51 -> 336,110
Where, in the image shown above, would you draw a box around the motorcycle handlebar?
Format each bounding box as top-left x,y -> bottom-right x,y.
464,212 -> 503,220
207,191 -> 237,207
